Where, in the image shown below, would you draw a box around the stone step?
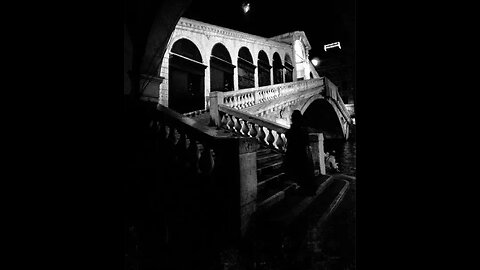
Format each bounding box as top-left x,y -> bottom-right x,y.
258,172 -> 286,192
256,174 -> 338,231
257,160 -> 284,179
256,182 -> 300,213
256,152 -> 283,167
256,147 -> 275,156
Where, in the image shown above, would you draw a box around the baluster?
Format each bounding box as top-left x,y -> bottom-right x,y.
249,94 -> 254,106
175,131 -> 187,158
187,136 -> 199,171
266,128 -> 275,147
221,113 -> 228,127
248,122 -> 257,138
227,114 -> 235,130
234,116 -> 242,134
257,126 -> 266,144
281,134 -> 288,152
239,95 -> 245,108
199,146 -> 214,176
241,119 -> 249,136
232,96 -> 238,108
167,125 -> 177,145
274,131 -> 285,151
158,120 -> 167,140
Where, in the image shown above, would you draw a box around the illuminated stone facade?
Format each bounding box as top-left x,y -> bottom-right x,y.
149,17 -> 314,111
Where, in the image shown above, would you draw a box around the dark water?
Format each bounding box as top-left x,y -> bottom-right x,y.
324,139 -> 356,177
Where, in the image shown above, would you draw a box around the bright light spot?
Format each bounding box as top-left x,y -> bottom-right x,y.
242,3 -> 250,14
311,57 -> 321,66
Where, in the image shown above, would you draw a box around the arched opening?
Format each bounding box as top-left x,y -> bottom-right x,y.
294,40 -> 306,80
168,38 -> 206,113
303,99 -> 344,140
284,54 -> 293,82
272,52 -> 284,84
257,50 -> 271,87
310,72 -> 314,79
210,43 -> 235,92
237,47 -> 255,89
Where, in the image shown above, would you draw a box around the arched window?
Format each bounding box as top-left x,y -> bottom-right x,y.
210,43 -> 235,92
257,50 -> 271,86
294,40 -> 306,80
284,54 -> 293,82
272,52 -> 284,84
237,47 -> 255,89
168,38 -> 206,113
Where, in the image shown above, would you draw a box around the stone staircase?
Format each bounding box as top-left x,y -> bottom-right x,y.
255,147 -> 300,214
186,111 -> 303,213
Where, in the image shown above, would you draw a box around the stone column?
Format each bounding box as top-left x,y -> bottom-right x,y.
270,67 -> 274,85
233,56 -> 239,91
254,67 -> 259,88
204,65 -> 211,109
309,132 -> 326,175
209,91 -> 224,127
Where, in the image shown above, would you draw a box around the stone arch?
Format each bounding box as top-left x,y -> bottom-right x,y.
301,97 -> 347,139
257,50 -> 271,87
237,47 -> 255,89
210,42 -> 235,92
284,53 -> 293,82
168,38 -> 207,113
272,52 -> 284,84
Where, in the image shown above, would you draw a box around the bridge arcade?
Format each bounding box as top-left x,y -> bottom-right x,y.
145,17 -> 313,113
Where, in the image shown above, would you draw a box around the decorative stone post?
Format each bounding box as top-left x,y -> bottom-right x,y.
209,91 -> 224,127
309,132 -> 326,175
139,74 -> 165,103
214,136 -> 259,239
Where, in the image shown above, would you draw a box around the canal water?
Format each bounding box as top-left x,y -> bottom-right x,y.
324,138 -> 356,177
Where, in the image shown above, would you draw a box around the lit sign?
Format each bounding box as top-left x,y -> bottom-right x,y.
324,42 -> 341,51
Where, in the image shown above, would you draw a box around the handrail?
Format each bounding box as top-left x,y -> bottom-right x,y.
221,78 -> 324,110
219,105 -> 288,134
217,104 -> 289,152
157,104 -> 231,142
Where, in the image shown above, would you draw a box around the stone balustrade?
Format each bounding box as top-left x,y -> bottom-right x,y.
221,78 -> 324,110
324,77 -> 352,124
154,104 -> 259,238
218,104 -> 289,152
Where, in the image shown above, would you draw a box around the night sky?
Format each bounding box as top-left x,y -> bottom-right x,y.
182,0 -> 355,66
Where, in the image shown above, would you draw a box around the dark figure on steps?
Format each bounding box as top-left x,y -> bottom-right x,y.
284,110 -> 315,195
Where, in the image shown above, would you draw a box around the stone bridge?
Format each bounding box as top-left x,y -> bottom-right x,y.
210,76 -> 352,140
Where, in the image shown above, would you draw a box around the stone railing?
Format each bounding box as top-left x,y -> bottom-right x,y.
215,104 -> 326,175
324,77 -> 352,124
218,104 -> 289,152
153,104 -> 259,238
221,78 -> 324,110
182,108 -> 209,117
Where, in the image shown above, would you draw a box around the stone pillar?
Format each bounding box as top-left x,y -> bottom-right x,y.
270,66 -> 274,85
309,133 -> 326,175
237,137 -> 259,236
254,67 -> 259,88
233,56 -> 239,91
209,91 -> 224,127
204,65 -> 211,109
214,137 -> 259,239
139,74 -> 164,103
